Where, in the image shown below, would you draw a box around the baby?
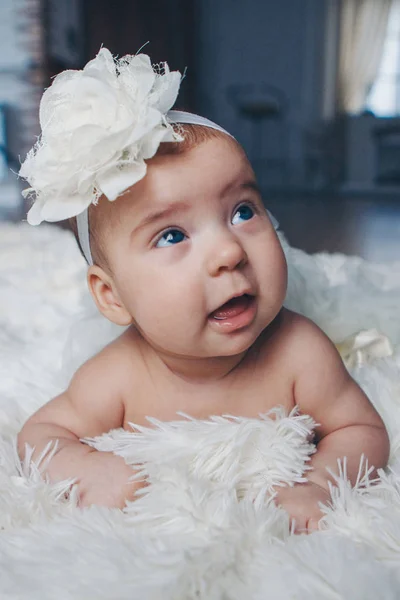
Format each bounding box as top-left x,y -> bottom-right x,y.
17,49 -> 389,533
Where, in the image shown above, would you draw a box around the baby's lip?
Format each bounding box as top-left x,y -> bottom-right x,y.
209,290 -> 254,318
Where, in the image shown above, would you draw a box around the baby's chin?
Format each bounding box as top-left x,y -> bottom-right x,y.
199,313 -> 279,357
141,311 -> 275,360
149,335 -> 256,362
202,328 -> 267,359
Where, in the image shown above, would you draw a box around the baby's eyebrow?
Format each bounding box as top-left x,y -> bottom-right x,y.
239,180 -> 262,195
131,200 -> 192,236
220,178 -> 262,198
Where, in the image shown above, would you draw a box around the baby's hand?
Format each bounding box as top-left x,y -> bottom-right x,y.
273,480 -> 330,534
74,449 -> 146,509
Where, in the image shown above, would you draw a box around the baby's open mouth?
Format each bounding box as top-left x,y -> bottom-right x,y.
210,294 -> 254,320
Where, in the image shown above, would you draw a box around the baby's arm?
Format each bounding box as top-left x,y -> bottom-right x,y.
293,316 -> 389,487
275,314 -> 389,532
17,350 -> 142,508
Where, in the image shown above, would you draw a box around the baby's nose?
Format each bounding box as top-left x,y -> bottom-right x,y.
206,234 -> 248,276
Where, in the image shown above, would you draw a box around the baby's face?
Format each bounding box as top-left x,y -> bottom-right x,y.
93,136 -> 287,358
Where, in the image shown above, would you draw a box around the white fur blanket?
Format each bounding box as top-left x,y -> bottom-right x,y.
1,222 -> 400,599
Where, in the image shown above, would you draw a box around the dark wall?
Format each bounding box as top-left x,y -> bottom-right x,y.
83,0 -> 196,110
43,0 -> 331,190
195,0 -> 328,187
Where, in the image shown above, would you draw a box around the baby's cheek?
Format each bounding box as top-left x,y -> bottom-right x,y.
265,245 -> 287,296
134,295 -> 187,335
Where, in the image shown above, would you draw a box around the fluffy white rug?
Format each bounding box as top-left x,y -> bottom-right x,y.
1,222 -> 400,599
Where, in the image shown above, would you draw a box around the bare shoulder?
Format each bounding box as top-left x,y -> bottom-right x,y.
247,308 -> 309,389
257,308 -> 324,359
281,309 -> 384,437
278,307 -> 321,335
28,326 -> 144,438
74,325 -> 143,396
280,308 -> 347,387
281,309 -> 336,355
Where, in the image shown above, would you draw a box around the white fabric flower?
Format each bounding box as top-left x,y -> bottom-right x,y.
19,48 -> 183,225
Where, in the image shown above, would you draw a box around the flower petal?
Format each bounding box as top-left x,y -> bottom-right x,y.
96,161 -> 147,200
140,126 -> 173,159
127,108 -> 162,147
41,193 -> 92,222
119,53 -> 155,102
151,70 -> 181,113
83,48 -> 117,87
26,197 -> 46,225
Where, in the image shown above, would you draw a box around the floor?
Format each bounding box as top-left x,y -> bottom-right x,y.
265,193 -> 400,263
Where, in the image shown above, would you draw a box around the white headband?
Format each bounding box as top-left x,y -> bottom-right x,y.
76,110 -> 278,265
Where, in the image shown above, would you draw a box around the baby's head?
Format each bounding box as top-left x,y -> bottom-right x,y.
72,123 -> 287,360
20,48 -> 287,360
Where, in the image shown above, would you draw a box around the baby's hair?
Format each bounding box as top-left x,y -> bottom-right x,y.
68,123 -> 236,269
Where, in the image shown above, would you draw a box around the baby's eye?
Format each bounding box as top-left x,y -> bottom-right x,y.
232,203 -> 255,225
155,229 -> 187,248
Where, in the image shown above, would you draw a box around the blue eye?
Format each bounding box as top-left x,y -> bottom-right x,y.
156,229 -> 186,248
232,204 -> 255,225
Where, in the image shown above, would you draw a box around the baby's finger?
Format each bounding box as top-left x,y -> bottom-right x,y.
306,517 -> 321,533
290,516 -> 308,535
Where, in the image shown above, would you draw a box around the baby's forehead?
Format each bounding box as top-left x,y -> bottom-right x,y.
94,136 -> 253,229
149,137 -> 251,191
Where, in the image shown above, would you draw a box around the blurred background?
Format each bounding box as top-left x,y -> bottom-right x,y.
0,0 -> 399,261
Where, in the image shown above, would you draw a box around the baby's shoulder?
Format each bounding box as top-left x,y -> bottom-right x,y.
259,308 -> 333,364
280,308 -> 322,338
274,308 -> 341,375
278,308 -> 331,348
81,326 -> 144,387
59,327 -> 145,433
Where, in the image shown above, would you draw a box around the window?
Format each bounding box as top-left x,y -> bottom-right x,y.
365,0 -> 400,116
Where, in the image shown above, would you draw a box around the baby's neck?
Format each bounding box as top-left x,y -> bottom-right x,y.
134,311 -> 284,385
151,349 -> 249,384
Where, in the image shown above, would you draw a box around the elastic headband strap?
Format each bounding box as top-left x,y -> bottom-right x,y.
76,206 -> 92,268
167,110 -> 234,137
76,111 -> 278,265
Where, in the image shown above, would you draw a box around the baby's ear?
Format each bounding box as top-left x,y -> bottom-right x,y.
87,265 -> 133,326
